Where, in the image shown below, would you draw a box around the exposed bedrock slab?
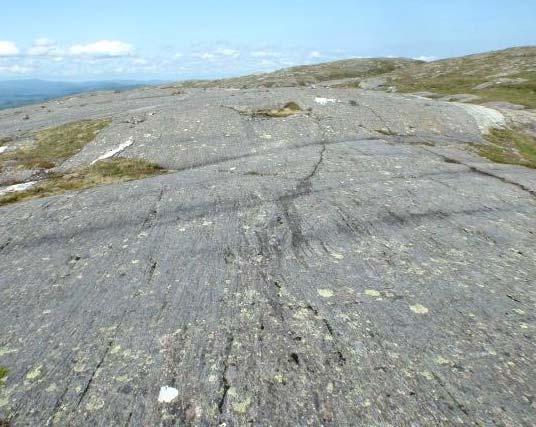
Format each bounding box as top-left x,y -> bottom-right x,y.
0,86 -> 535,426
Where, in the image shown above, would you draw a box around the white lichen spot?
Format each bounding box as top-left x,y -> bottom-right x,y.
228,387 -> 251,414
0,347 -> 18,357
410,304 -> 429,314
131,259 -> 140,264
26,364 -> 43,381
273,374 -> 287,384
158,386 -> 179,403
293,308 -> 312,320
315,97 -> 338,105
330,252 -> 344,260
73,363 -> 86,373
317,289 -> 334,298
111,344 -> 121,354
46,383 -> 58,393
420,371 -> 434,380
364,289 -> 381,297
513,309 -> 526,315
86,397 -> 105,411
434,356 -> 450,365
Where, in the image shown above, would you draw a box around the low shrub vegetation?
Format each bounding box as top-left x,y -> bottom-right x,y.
0,158 -> 165,206
0,118 -> 111,170
478,128 -> 536,168
252,102 -> 303,118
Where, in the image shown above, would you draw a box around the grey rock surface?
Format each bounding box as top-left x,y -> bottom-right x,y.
358,77 -> 388,90
1,86 -> 535,426
439,94 -> 481,103
482,101 -> 527,110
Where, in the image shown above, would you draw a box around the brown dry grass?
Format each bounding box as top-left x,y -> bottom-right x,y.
0,118 -> 111,170
0,158 -> 165,206
478,128 -> 536,168
252,102 -> 303,118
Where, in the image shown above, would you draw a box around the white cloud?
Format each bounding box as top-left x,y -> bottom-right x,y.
0,64 -> 32,74
0,41 -> 19,56
132,58 -> 149,65
192,48 -> 241,61
309,51 -> 323,58
34,38 -> 55,47
28,38 -> 62,56
414,55 -> 437,62
251,51 -> 280,58
68,40 -> 134,57
192,52 -> 217,60
216,48 -> 240,58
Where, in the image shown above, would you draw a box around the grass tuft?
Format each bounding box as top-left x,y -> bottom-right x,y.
0,366 -> 8,386
478,128 -> 536,168
0,118 -> 111,170
0,137 -> 13,147
252,102 -> 303,118
0,158 -> 165,206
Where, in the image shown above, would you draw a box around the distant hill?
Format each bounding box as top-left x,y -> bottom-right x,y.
0,80 -> 153,110
176,46 -> 536,109
383,46 -> 536,108
175,58 -> 422,89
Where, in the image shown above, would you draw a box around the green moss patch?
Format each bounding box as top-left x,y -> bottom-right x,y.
0,158 -> 165,206
478,128 -> 536,168
0,366 -> 8,386
0,118 -> 111,170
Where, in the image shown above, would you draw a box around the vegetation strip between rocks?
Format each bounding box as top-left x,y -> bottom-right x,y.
0,158 -> 166,206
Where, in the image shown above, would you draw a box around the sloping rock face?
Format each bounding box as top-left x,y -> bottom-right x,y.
1,85 -> 536,426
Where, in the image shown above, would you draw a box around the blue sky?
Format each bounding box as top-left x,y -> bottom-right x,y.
1,0 -> 535,81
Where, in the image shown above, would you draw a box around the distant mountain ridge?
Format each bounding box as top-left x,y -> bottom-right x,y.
175,46 -> 536,109
0,80 -> 154,110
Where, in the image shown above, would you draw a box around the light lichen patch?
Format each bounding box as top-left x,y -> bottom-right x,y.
46,383 -> 58,393
228,387 -> 252,414
317,289 -> 334,298
434,356 -> 451,365
85,396 -> 105,411
420,371 -> 434,380
330,251 -> 344,260
364,289 -> 381,297
110,344 -> 122,354
0,347 -> 17,357
410,304 -> 429,314
25,364 -> 43,381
